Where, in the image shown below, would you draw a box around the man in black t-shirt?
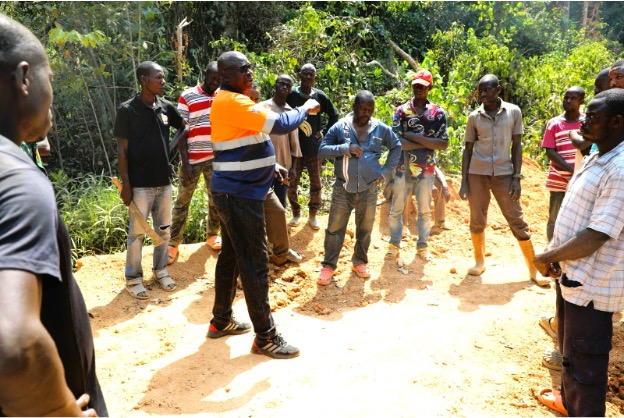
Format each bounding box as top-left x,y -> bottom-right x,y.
0,13 -> 106,416
114,61 -> 187,300
286,64 -> 339,230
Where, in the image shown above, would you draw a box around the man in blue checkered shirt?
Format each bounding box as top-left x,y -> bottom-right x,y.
534,88 -> 624,417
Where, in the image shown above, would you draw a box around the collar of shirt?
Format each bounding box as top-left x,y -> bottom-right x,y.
197,84 -> 218,97
295,86 -> 316,98
132,92 -> 164,112
409,98 -> 433,115
476,99 -> 512,119
345,113 -> 379,134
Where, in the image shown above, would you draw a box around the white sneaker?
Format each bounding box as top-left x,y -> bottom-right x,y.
308,217 -> 320,230
285,248 -> 303,263
288,217 -> 300,227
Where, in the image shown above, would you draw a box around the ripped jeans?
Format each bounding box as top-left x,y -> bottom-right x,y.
125,185 -> 172,282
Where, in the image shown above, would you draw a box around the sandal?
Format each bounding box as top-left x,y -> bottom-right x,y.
126,282 -> 150,300
542,348 -> 563,371
536,388 -> 568,416
206,235 -> 222,250
156,273 -> 177,292
417,248 -> 432,262
351,263 -> 371,279
317,268 -> 334,286
539,315 -> 558,339
385,244 -> 400,259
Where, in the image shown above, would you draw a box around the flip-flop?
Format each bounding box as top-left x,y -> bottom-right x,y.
536,388 -> 568,416
539,316 -> 558,339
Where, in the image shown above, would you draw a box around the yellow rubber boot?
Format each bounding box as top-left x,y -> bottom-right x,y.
468,232 -> 486,275
518,239 -> 549,286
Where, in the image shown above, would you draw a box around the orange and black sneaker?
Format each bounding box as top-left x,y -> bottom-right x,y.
207,319 -> 251,339
251,334 -> 300,359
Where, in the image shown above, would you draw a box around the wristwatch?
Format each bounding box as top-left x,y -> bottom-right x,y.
512,173 -> 524,180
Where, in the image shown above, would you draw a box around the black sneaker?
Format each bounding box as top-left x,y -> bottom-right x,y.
207,319 -> 251,339
251,334 -> 300,359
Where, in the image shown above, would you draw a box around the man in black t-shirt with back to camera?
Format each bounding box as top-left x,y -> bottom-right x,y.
0,13 -> 107,416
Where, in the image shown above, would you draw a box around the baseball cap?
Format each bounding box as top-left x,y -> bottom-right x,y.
412,69 -> 432,86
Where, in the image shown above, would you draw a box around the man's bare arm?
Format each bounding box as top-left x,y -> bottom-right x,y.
545,148 -> 574,173
0,270 -> 82,416
403,132 -> 448,150
534,229 -> 610,276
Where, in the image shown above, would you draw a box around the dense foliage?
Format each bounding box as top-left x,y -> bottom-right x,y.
3,1 -> 622,259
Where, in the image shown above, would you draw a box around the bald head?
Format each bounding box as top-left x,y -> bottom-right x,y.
217,51 -> 253,93
0,13 -> 53,144
217,51 -> 248,73
300,63 -> 316,73
0,13 -> 46,75
479,74 -> 499,87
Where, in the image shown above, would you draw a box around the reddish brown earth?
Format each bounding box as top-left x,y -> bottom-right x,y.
76,157 -> 624,417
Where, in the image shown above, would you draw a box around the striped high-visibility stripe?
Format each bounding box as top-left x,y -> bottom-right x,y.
211,134 -> 269,151
213,156 -> 275,171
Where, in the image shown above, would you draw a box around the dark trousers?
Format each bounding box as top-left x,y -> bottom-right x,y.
556,279 -> 613,417
272,178 -> 288,209
211,193 -> 276,338
288,155 -> 322,217
547,191 -> 565,242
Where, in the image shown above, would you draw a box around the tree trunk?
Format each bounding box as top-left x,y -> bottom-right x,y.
175,18 -> 191,84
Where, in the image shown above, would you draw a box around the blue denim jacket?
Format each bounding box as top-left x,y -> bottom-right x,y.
319,114 -> 402,193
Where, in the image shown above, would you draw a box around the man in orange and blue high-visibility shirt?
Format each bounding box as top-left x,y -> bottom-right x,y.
207,51 -> 320,359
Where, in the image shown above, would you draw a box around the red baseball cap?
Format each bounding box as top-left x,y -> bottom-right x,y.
412,69 -> 432,86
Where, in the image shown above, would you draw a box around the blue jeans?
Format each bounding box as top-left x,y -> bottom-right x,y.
388,174 -> 413,247
125,185 -> 172,283
322,184 -> 377,270
388,174 -> 434,248
211,193 -> 276,338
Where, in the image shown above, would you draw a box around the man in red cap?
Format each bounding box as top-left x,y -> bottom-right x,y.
387,69 -> 448,261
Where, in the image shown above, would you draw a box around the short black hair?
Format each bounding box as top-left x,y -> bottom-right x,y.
567,86 -> 585,99
136,61 -> 161,82
354,90 -> 375,106
597,67 -> 611,79
204,61 -> 218,77
612,59 -> 624,69
594,88 -> 624,118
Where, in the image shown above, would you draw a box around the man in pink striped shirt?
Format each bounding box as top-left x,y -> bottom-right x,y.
168,62 -> 222,265
541,86 -> 585,242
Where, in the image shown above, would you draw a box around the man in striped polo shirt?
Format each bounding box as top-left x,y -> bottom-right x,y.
207,51 -> 319,359
541,86 -> 585,242
168,62 -> 221,265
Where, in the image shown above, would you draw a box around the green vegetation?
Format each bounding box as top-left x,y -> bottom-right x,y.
3,1 -> 622,259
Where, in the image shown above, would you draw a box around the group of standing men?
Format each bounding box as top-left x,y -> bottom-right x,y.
2,8 -> 624,414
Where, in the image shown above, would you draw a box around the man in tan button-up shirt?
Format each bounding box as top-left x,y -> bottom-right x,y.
459,74 -> 547,286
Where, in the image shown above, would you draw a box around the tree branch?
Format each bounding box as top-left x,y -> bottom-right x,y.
386,38 -> 419,72
365,60 -> 398,80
